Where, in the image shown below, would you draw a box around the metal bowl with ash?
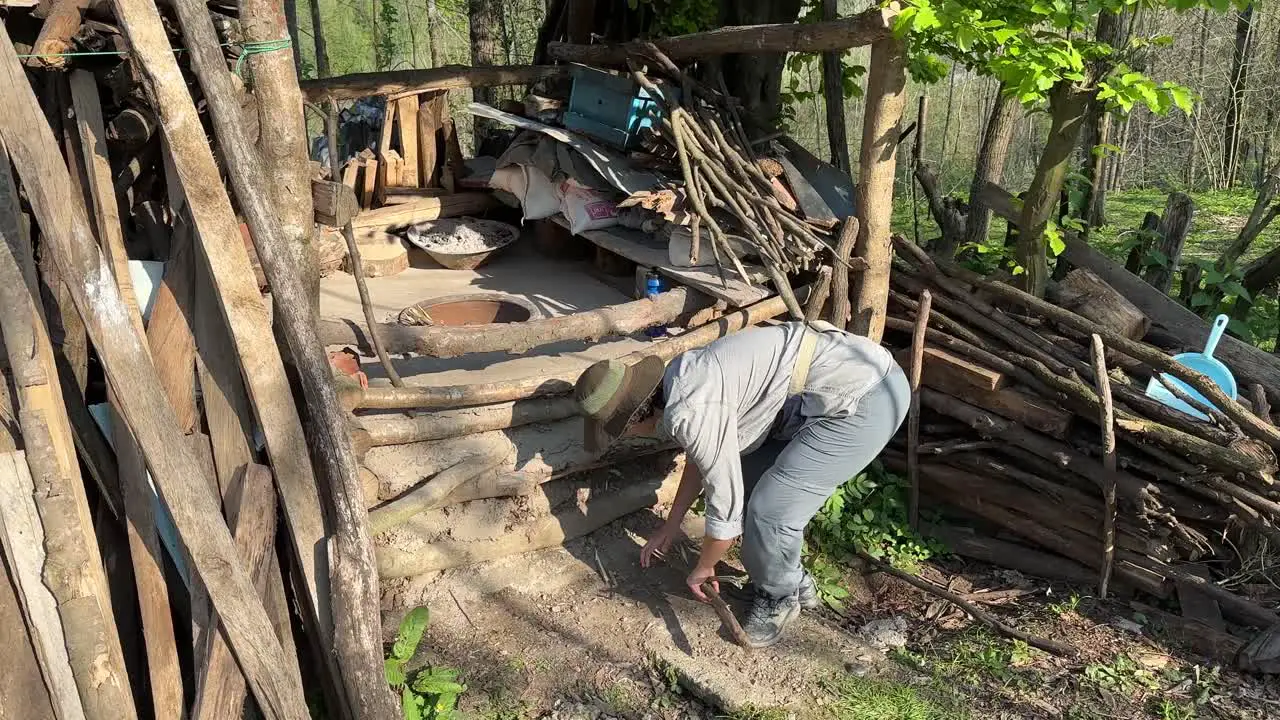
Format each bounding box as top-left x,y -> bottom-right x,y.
405,217 -> 519,270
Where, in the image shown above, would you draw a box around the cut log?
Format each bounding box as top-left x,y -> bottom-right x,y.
374,454 -> 683,577
1058,232 -> 1280,406
546,6 -> 895,65
313,179 -> 360,227
346,233 -> 408,277
349,192 -> 496,233
9,12 -> 311,717
360,396 -> 579,446
25,0 -> 90,68
1055,268 -> 1149,340
321,285 -> 713,357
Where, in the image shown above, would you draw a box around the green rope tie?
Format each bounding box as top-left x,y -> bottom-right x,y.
233,38 -> 292,77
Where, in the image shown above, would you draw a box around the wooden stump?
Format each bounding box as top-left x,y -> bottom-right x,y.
347,233 -> 408,277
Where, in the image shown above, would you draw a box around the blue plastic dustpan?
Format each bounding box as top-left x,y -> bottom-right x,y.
1144,314 -> 1237,421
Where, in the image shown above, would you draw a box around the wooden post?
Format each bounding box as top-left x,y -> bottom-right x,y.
418,92 -> 445,186
164,0 -> 397,715
0,24 -> 309,720
69,71 -> 185,718
396,94 -> 421,187
907,289 -> 931,530
828,217 -> 860,329
849,35 -> 906,342
1090,334 -> 1118,599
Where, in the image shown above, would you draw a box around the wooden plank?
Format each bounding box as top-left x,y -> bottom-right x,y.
351,192 -> 496,233
384,186 -> 449,204
0,542 -> 59,720
440,115 -> 464,192
552,216 -> 770,307
776,154 -> 837,229
417,92 -> 445,187
361,158 -> 378,209
146,217 -> 198,432
375,151 -> 392,206
0,24 -> 309,719
0,130 -> 138,719
68,70 -> 185,719
961,386 -> 1072,439
378,97 -> 396,157
0,451 -> 84,720
919,346 -> 1006,392
340,160 -> 359,191
396,94 -> 420,187
193,464 -> 285,720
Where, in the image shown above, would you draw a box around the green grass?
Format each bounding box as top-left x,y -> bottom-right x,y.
824,675 -> 969,720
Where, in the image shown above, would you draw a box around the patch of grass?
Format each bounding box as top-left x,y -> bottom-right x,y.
824,675 -> 969,720
470,695 -> 532,720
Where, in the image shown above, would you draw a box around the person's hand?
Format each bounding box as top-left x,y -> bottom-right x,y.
639,524 -> 676,568
687,565 -> 719,603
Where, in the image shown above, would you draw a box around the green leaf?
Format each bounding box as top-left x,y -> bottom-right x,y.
1146,248 -> 1169,268
392,606 -> 431,663
385,658 -> 406,687
1220,280 -> 1252,302
402,686 -> 423,720
913,5 -> 940,30
1167,85 -> 1194,115
1190,291 -> 1214,308
1226,317 -> 1255,342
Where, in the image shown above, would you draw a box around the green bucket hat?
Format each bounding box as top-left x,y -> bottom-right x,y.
574,355 -> 666,454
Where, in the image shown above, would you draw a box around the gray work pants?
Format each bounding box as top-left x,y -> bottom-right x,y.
740,366 -> 911,599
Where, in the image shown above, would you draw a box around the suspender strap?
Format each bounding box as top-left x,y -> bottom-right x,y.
789,329 -> 819,397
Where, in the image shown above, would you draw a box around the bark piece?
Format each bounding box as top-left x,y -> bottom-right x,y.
1175,566 -> 1226,632
1057,268 -> 1151,341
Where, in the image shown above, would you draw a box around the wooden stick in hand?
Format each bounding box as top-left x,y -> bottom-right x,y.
701,581 -> 751,649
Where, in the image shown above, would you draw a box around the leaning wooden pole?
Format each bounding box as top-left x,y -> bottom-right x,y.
907,289 -> 932,529
849,34 -> 906,342
108,0 -> 334,689
1090,334 -> 1118,599
166,0 -> 396,714
0,27 -> 308,720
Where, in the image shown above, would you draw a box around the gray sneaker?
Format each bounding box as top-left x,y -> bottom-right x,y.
742,591 -> 800,648
798,572 -> 821,610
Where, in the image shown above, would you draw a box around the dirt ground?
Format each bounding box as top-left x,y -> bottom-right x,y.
381,494 -> 884,719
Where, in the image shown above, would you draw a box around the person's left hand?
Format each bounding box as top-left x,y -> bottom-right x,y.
687,565 -> 719,602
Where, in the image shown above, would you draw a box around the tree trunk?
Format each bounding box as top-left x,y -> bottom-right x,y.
717,0 -> 806,128
469,0 -> 504,144
1220,163 -> 1280,269
849,35 -> 906,341
1143,192 -> 1195,294
1223,3 -> 1256,188
957,87 -> 1017,255
820,0 -> 850,172
1016,82 -> 1093,297
308,0 -> 330,77
283,0 -> 303,79
242,0 -> 321,323
1079,9 -> 1121,229
427,0 -> 442,67
1187,8 -> 1210,188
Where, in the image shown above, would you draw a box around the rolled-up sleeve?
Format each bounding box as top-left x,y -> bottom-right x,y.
668,402 -> 744,540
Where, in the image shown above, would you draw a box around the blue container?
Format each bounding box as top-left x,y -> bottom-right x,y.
1144,314 -> 1238,421
563,64 -> 680,151
645,270 -> 666,338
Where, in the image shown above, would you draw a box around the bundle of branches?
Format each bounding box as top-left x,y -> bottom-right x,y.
623,43 -> 850,321
882,236 -> 1280,643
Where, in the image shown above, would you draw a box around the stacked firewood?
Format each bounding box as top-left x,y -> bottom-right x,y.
881,236 -> 1280,648
0,1 -> 402,717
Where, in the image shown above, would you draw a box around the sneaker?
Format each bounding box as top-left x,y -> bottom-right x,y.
742,591 -> 800,648
797,572 -> 821,610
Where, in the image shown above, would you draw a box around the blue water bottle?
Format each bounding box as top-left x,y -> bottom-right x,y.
645,270 -> 666,338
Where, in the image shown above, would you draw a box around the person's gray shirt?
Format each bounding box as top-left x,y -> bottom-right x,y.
658,321 -> 897,540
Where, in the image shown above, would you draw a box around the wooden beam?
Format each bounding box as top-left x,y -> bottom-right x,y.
164,0 -> 397,713
547,5 -> 896,65
849,34 -> 906,342
68,70 -> 185,719
192,464 -> 287,720
1,20 -> 310,720
300,64 -> 566,103
350,192 -> 495,232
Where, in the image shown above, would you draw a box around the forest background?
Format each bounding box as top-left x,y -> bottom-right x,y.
291,0 -> 1280,349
